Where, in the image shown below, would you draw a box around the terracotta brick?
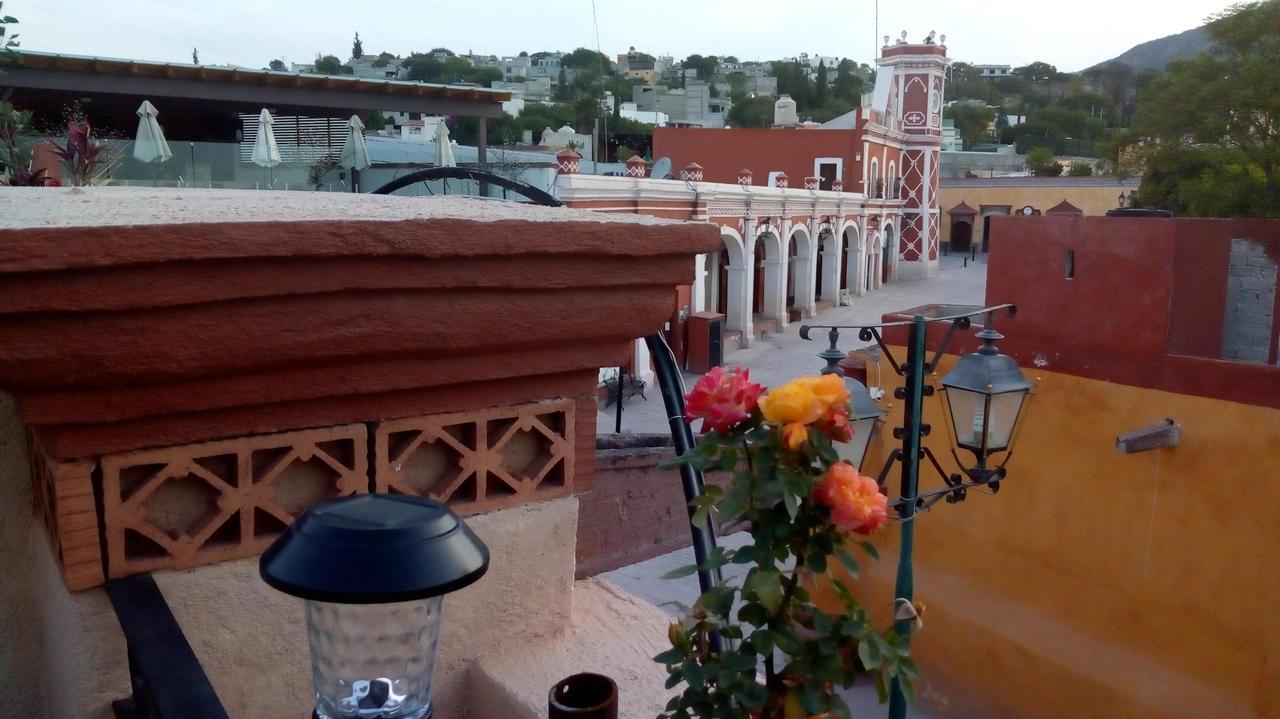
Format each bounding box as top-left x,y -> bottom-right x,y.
374,400 -> 575,515
27,433 -> 103,590
100,424 -> 367,579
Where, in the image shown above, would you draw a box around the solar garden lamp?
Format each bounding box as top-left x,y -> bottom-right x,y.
260,494 -> 489,719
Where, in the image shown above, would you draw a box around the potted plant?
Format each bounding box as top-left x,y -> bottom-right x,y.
655,368 -> 917,719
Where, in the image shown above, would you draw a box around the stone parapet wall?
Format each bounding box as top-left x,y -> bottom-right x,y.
577,437 -> 730,579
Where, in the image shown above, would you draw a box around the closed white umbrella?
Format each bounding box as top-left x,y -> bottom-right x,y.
340,115 -> 370,171
133,101 -> 172,164
339,115 -> 370,192
251,109 -> 282,168
434,121 -> 456,168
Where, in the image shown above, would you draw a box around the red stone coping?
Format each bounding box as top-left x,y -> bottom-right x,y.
0,188 -> 719,460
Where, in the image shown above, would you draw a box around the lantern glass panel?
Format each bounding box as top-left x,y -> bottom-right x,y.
836,416 -> 879,470
984,389 -> 1028,452
945,386 -> 987,451
307,596 -> 444,719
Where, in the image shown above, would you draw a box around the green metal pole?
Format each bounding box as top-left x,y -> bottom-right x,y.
888,315 -> 926,719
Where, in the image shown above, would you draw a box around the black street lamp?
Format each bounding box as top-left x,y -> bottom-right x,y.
801,305 -> 1029,719
940,325 -> 1032,471
811,326 -> 888,470
260,494 -> 490,719
838,376 -> 887,471
1118,191 -> 1128,208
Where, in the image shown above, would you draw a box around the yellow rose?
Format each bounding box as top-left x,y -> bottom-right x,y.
759,379 -> 823,425
799,374 -> 851,414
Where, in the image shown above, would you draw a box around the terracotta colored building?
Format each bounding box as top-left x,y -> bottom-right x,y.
558,37 -> 951,359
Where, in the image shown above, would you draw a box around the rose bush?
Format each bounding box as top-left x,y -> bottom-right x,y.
658,369 -> 916,719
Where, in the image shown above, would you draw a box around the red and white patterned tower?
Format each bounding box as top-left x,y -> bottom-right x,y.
879,33 -> 949,279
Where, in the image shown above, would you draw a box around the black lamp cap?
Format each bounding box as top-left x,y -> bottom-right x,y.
259,494 -> 490,604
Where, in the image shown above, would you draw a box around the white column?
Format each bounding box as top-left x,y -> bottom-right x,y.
633,336 -> 653,386
692,253 -> 708,313
770,220 -> 791,327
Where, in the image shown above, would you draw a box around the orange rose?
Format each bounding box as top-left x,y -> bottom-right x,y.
781,422 -> 808,451
813,462 -> 888,536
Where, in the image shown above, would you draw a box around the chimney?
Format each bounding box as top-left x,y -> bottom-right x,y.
624,155 -> 648,178
737,168 -> 754,187
556,149 -> 581,175
681,162 -> 704,182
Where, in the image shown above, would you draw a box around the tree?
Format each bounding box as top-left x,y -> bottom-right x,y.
268,59 -> 286,71
192,47 -> 199,65
2,10 -> 20,64
1067,162 -> 1094,176
728,96 -> 775,128
562,47 -> 612,72
814,60 -> 828,106
946,103 -> 996,149
1130,0 -> 1280,216
682,54 -> 719,82
352,32 -> 363,59
1013,61 -> 1059,85
832,59 -> 866,105
1026,147 -> 1064,177
313,54 -> 343,75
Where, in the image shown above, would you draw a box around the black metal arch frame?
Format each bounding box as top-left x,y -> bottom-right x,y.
369,166 -> 564,207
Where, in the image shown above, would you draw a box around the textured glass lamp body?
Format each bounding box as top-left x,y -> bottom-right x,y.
307,596 -> 444,719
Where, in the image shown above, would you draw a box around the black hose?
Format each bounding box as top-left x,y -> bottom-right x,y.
644,333 -> 724,654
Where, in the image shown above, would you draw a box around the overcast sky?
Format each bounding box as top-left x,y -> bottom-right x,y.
11,0 -> 1236,73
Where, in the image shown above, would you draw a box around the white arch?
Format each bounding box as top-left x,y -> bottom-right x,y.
713,225 -> 750,337
882,221 -> 897,284
786,223 -> 817,321
841,223 -> 863,297
887,161 -> 897,199
869,159 -> 880,198
756,227 -> 786,326
818,223 -> 842,305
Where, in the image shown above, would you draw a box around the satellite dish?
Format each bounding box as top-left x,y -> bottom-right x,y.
651,157 -> 673,180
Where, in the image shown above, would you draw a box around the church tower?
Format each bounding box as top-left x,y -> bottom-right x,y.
879,32 -> 950,279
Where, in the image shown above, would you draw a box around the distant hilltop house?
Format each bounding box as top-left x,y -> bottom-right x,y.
974,64 -> 1012,80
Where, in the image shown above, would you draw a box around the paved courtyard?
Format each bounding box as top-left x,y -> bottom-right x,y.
597,253 -> 988,436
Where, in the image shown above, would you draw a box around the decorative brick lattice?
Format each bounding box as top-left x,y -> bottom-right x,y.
101,425 -> 368,578
374,400 -> 575,515
28,433 -> 102,590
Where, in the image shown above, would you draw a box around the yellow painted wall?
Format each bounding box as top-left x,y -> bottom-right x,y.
843,353 -> 1280,719
939,182 -> 1138,248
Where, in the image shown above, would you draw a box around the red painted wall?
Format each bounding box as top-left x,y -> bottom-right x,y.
653,127 -> 858,188
982,216 -> 1280,409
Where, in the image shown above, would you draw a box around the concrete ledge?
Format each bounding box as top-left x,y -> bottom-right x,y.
470,577 -> 676,719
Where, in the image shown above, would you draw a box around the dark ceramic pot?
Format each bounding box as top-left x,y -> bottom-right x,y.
548,672 -> 618,719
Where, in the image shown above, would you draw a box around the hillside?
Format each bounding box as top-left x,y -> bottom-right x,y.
1087,25 -> 1211,72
